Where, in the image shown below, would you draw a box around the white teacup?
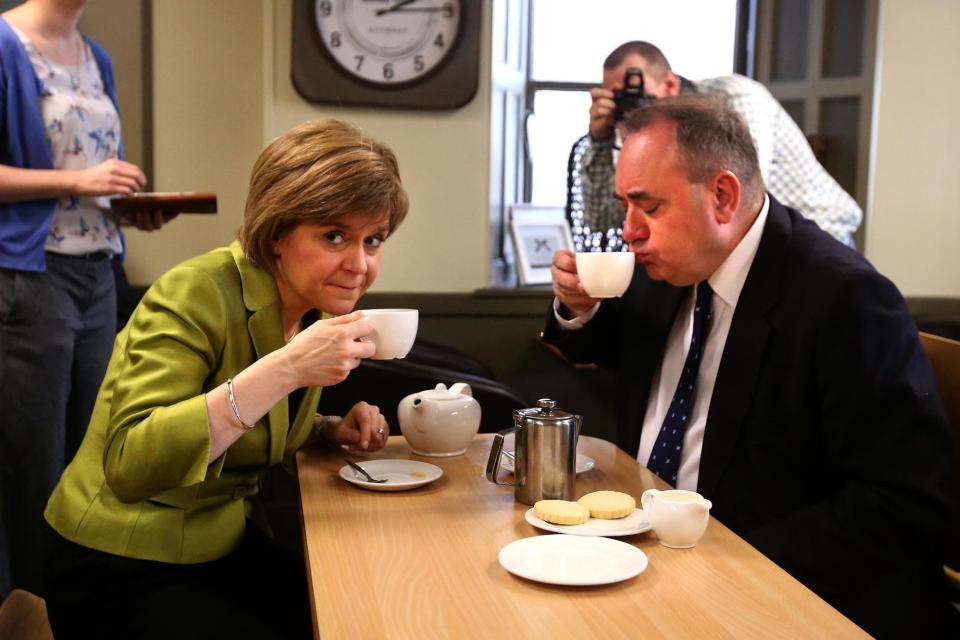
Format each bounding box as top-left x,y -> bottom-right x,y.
640,489 -> 712,549
360,309 -> 418,359
575,252 -> 635,298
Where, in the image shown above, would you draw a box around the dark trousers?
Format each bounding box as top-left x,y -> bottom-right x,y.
0,253 -> 116,596
43,521 -> 313,639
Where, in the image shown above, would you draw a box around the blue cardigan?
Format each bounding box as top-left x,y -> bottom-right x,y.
0,17 -> 121,272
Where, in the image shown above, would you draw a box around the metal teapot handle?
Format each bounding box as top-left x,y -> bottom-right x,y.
485,426 -> 519,486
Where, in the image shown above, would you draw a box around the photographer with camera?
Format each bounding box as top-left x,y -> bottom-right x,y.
568,41 -> 862,251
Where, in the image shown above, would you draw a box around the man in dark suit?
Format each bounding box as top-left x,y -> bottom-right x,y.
543,95 -> 958,637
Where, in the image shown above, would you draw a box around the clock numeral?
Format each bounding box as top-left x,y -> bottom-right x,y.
434,33 -> 445,48
442,2 -> 455,18
354,55 -> 364,71
414,55 -> 424,72
383,63 -> 394,80
318,0 -> 332,17
330,31 -> 341,48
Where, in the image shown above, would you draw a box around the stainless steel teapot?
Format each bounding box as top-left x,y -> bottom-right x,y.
485,398 -> 582,505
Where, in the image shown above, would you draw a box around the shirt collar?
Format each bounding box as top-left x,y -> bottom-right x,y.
707,194 -> 769,310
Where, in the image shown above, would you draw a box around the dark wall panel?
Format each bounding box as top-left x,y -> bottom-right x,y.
781,99 -> 806,130
819,97 -> 860,197
823,0 -> 865,77
771,0 -> 810,81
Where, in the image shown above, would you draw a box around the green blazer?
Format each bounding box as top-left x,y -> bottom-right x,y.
45,242 -> 322,563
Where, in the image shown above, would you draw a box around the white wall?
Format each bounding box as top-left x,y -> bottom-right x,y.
118,0 -> 266,286
268,1 -> 493,293
79,1 -> 146,174
866,0 -> 960,296
116,0 -> 492,293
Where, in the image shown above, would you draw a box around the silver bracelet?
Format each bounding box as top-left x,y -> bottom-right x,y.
226,378 -> 254,430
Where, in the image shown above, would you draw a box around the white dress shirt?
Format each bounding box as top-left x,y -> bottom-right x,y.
554,195 -> 770,490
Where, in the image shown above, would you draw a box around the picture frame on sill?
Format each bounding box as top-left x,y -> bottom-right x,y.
509,205 -> 573,286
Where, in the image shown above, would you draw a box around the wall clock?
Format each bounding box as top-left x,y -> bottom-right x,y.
291,0 -> 481,110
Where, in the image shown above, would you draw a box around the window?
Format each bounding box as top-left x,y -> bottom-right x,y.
525,0 -> 740,205
490,0 -> 740,286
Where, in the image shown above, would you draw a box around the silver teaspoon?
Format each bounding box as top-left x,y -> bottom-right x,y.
344,459 -> 387,483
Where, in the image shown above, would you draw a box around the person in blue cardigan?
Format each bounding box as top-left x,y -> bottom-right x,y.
0,0 -> 169,596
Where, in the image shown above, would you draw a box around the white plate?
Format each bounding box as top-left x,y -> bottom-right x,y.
338,459 -> 442,492
500,452 -> 595,475
499,534 -> 648,586
524,508 -> 651,537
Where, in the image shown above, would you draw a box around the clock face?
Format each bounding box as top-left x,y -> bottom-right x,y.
315,0 -> 462,86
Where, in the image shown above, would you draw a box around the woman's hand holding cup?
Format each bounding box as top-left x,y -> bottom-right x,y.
283,311 -> 375,388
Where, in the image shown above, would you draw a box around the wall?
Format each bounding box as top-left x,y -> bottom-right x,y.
866,0 -> 960,296
79,0 -> 147,177
270,1 -> 493,293
106,0 -> 492,292
112,0 -> 267,286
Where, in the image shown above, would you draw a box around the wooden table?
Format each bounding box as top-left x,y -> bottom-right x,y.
298,435 -> 867,639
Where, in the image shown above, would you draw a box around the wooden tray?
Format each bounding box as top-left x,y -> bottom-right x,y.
110,192 -> 217,214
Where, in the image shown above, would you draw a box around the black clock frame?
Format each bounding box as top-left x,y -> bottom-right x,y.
291,0 -> 481,110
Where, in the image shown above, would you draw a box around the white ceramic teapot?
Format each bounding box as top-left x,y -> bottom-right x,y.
397,383 -> 481,457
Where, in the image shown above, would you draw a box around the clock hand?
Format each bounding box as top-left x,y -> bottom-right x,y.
386,6 -> 448,12
375,0 -> 419,16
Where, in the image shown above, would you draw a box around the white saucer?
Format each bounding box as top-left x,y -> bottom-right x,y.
499,534 -> 648,586
338,459 -> 442,492
524,508 -> 651,537
501,452 -> 595,475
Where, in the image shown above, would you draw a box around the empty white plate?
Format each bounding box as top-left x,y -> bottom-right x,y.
338,459 -> 442,492
499,534 -> 648,586
501,452 -> 595,475
524,508 -> 651,537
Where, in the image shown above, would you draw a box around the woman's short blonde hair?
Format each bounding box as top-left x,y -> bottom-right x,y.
238,118 -> 409,273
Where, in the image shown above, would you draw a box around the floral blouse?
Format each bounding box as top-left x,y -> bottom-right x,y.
12,25 -> 123,256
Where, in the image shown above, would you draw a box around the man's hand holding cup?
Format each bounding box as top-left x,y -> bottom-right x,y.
551,249 -> 599,319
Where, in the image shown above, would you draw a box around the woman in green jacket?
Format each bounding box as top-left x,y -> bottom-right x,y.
41,118 -> 409,639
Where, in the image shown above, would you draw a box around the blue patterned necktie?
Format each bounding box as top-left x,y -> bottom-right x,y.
646,281 -> 714,486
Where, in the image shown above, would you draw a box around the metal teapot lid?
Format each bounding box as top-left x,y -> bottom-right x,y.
515,398 -> 577,423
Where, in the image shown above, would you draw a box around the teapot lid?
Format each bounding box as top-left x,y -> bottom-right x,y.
418,383 -> 472,401
515,398 -> 577,422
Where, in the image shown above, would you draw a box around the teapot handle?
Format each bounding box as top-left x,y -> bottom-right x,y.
485,426 -> 519,487
640,489 -> 660,512
449,382 -> 473,397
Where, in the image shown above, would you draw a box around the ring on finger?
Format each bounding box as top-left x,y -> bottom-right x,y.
377,427 -> 385,437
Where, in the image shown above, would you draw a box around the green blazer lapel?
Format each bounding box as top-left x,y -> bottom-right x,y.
286,386 -> 323,454
284,312 -> 331,454
231,242 -> 289,465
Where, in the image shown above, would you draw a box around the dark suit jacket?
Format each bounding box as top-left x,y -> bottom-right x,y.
543,196 -> 958,637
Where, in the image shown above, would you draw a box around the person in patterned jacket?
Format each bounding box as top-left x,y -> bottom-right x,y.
567,40 -> 862,252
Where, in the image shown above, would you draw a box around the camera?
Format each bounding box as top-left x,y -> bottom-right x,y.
613,68 -> 653,122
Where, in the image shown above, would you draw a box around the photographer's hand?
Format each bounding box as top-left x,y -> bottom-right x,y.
589,88 -> 617,141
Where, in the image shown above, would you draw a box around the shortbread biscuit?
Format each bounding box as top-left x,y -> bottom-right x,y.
577,491 -> 636,519
533,499 -> 590,525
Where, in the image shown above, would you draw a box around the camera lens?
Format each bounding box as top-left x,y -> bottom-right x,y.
614,67 -> 650,122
